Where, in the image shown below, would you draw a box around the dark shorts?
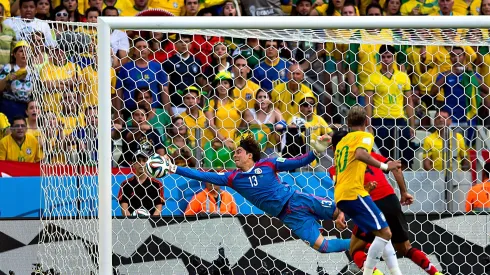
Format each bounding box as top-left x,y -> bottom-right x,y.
278,192 -> 336,246
352,194 -> 410,244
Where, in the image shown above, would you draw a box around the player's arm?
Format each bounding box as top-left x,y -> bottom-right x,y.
391,165 -> 414,205
153,204 -> 163,216
274,151 -> 317,172
120,202 -> 131,217
174,166 -> 231,186
355,148 -> 400,172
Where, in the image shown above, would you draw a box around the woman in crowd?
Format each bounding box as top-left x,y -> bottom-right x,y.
165,116 -> 196,167
25,100 -> 40,141
221,0 -> 238,15
383,0 -> 401,15
50,5 -> 70,38
36,0 -> 52,20
242,89 -> 285,157
62,0 -> 84,22
203,42 -> 232,82
0,41 -> 33,120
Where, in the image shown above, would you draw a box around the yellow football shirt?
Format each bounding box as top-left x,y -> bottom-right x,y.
0,112 -> 9,140
80,64 -> 116,107
149,0 -> 185,15
180,110 -> 214,148
270,82 -> 316,122
400,0 -> 439,15
233,80 -> 260,109
422,131 -> 467,171
51,0 -> 135,16
120,6 -> 144,16
39,61 -> 81,113
206,98 -> 246,141
0,133 -> 42,163
57,112 -> 86,137
348,29 -> 398,93
365,70 -> 411,119
334,131 -> 374,202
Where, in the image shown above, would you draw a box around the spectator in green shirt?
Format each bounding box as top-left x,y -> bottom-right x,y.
0,3 -> 15,65
126,84 -> 172,135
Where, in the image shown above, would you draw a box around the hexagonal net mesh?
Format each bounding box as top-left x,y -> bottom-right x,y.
20,19 -> 490,275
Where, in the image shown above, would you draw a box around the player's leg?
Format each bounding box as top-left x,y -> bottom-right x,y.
337,195 -> 401,275
279,193 -> 350,253
379,195 -> 441,275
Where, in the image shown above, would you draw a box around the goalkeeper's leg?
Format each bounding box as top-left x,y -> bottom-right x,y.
279,192 -> 350,253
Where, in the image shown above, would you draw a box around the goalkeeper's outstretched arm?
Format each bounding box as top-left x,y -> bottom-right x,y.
274,151 -> 318,172
173,166 -> 232,186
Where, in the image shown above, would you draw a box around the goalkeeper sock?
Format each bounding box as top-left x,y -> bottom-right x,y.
406,247 -> 439,275
382,240 -> 402,275
317,238 -> 350,253
363,236 -> 387,275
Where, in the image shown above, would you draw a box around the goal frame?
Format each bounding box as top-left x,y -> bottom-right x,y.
96,16 -> 490,275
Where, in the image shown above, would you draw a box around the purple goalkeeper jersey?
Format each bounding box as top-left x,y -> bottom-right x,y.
175,152 -> 317,216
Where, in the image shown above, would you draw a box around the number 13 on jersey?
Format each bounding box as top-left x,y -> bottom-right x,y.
249,175 -> 258,187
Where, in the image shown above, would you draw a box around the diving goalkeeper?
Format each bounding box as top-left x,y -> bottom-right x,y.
164,135 -> 350,253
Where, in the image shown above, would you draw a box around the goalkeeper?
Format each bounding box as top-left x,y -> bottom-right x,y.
165,135 -> 350,253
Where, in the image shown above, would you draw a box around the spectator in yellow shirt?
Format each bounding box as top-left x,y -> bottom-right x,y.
400,0 -> 439,15
39,46 -> 81,114
0,116 -> 42,163
232,55 -> 260,109
270,63 -> 316,122
428,0 -> 467,15
422,110 -> 469,171
120,0 -> 149,16
179,86 -> 213,148
0,112 -> 9,140
149,0 -> 185,15
204,71 -> 246,150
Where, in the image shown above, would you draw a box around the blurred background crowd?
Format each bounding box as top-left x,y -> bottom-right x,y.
0,0 -> 488,176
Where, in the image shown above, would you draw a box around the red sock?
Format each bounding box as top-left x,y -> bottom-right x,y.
353,250 -> 378,271
406,248 -> 439,275
353,250 -> 367,269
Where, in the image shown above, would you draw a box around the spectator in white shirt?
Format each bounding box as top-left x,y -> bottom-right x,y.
102,6 -> 130,67
4,0 -> 56,47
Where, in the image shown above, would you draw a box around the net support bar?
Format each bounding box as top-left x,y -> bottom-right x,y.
98,16 -> 490,30
97,17 -> 113,275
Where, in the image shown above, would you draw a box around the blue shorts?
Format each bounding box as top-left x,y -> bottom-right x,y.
337,195 -> 388,233
278,192 -> 336,246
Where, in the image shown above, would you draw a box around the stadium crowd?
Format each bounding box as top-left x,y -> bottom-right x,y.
0,0 -> 488,176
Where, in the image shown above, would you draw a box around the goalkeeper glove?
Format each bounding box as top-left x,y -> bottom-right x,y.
164,155 -> 178,173
310,135 -> 331,156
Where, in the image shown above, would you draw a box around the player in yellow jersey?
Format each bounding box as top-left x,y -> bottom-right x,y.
0,116 -> 42,163
332,106 -> 402,275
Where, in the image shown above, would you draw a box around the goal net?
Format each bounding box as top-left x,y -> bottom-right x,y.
16,17 -> 490,275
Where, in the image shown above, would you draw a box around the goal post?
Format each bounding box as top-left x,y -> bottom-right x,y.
94,16 -> 490,275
